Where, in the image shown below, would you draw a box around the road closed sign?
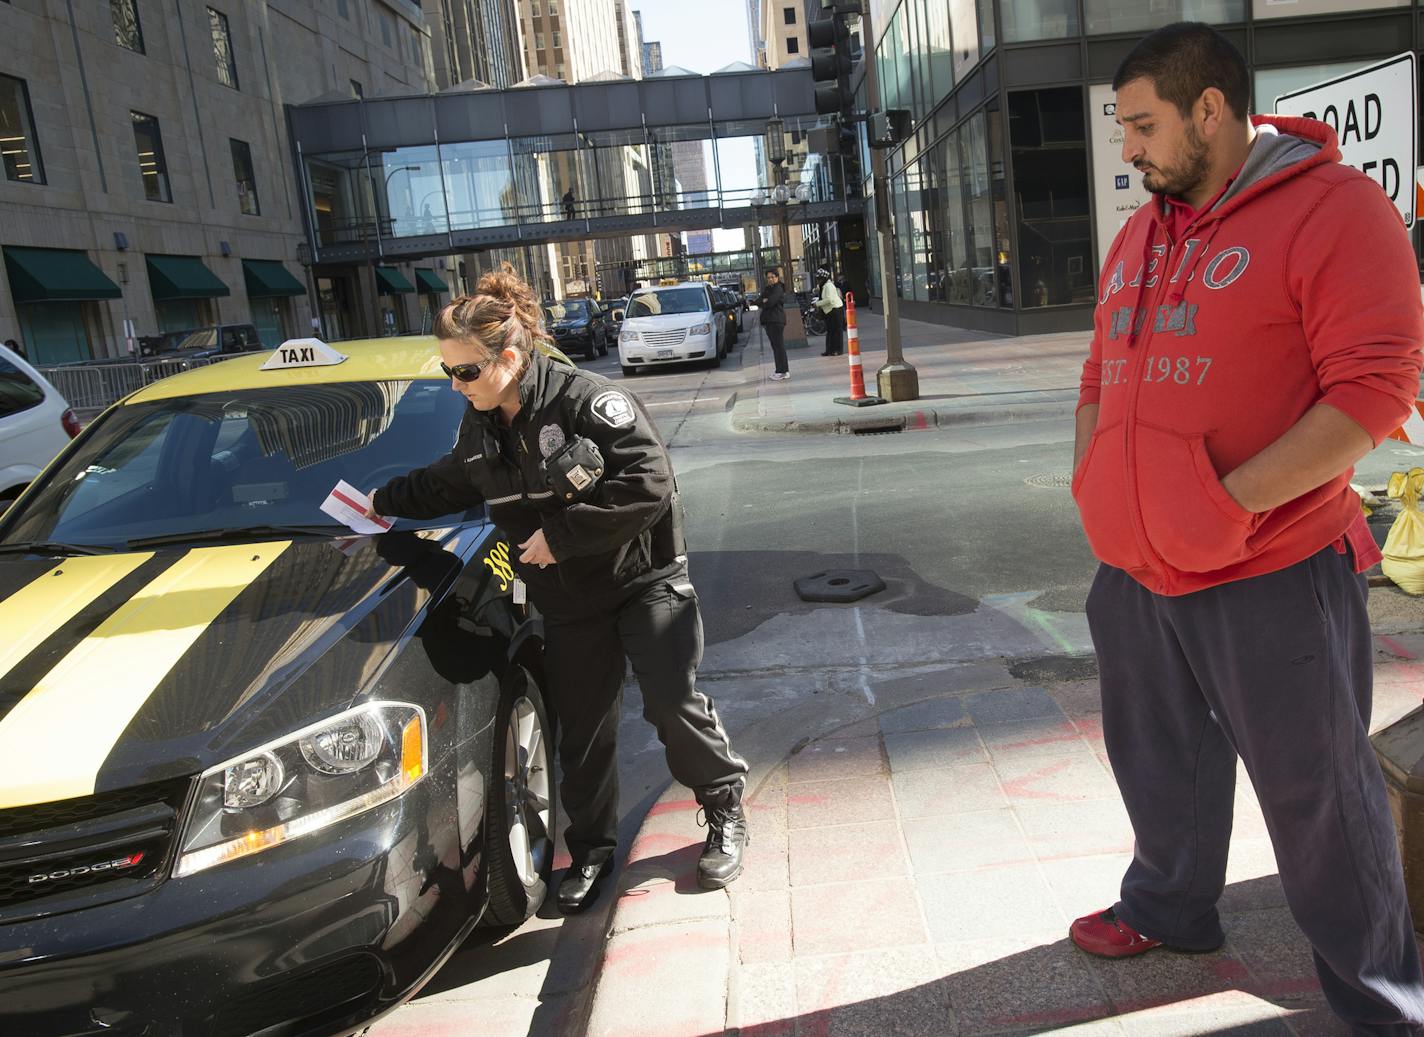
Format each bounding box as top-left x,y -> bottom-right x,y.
1275,52 -> 1417,228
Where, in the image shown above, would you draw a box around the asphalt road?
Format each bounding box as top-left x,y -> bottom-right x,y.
372,312 -> 1424,1037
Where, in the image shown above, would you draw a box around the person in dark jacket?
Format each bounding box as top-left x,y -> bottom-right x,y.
759,269 -> 789,381
370,265 -> 750,913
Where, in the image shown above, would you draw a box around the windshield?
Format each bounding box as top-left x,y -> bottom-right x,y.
626,288 -> 709,318
167,328 -> 219,352
544,301 -> 591,321
0,380 -> 474,549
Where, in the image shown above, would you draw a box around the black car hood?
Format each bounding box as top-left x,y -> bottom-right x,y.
0,530 -> 482,808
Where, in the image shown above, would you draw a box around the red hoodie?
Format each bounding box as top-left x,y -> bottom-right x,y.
1074,115 -> 1423,596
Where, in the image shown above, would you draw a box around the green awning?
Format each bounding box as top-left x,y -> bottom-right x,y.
414,268 -> 448,294
3,247 -> 122,303
375,266 -> 415,295
242,259 -> 305,299
146,254 -> 230,301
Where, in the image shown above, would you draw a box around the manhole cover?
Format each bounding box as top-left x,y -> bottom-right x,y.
1024,472 -> 1073,488
794,569 -> 886,604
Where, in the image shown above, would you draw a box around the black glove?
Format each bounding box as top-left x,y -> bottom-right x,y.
541,435 -> 605,504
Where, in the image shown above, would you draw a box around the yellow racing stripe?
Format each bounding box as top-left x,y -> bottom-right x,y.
0,552 -> 156,685
0,542 -> 290,809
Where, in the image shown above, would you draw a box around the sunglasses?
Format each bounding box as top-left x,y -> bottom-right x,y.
440,358 -> 496,382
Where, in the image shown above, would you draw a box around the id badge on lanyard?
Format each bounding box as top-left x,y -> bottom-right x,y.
512,577 -> 527,605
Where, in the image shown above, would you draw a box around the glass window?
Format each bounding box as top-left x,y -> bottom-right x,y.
784,6 -> 796,24
1085,0 -> 1243,36
787,38 -> 799,55
949,0 -> 979,81
131,111 -> 170,202
1009,87 -> 1092,308
380,10 -> 393,47
907,159 -> 929,300
534,32 -> 545,50
208,7 -> 238,89
0,354 -> 43,419
0,75 -> 44,185
986,103 -> 1012,307
3,382 -> 474,550
942,130 -> 969,303
1254,62 -> 1363,112
1254,0 -> 1406,18
907,0 -> 927,123
1000,0 -> 1077,43
552,31 -> 561,48
891,171 -> 913,299
336,0 -> 349,17
626,287 -> 710,316
978,0 -> 995,53
111,0 -> 144,53
964,112 -> 996,307
230,138 -> 259,216
922,144 -> 947,302
350,79 -> 363,98
439,139 -> 512,231
924,0 -> 953,108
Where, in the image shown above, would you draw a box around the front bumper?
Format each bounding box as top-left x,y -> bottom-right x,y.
620,333 -> 716,367
0,761 -> 473,1037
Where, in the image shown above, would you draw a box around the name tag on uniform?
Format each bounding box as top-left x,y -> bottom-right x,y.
512,577 -> 527,605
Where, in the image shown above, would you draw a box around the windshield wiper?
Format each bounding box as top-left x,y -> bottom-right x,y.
0,540 -> 119,557
125,524 -> 348,549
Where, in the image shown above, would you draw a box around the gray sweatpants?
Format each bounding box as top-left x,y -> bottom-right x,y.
542,564 -> 747,867
1087,548 -> 1424,1034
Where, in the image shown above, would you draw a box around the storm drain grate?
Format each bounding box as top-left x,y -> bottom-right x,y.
850,424 -> 904,436
1024,472 -> 1073,488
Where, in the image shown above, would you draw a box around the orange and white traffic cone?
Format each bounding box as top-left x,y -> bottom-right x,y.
834,292 -> 886,408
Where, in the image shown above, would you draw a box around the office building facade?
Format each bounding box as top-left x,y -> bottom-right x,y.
0,0 -> 439,364
862,0 -> 1424,335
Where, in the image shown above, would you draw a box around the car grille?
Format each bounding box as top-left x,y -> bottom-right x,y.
642,329 -> 687,347
0,776 -> 190,922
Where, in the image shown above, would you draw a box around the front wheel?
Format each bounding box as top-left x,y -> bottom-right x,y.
482,669 -> 556,926
621,364 -> 638,377
584,341 -> 598,361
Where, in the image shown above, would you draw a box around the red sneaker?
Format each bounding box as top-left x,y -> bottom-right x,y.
1070,907 -> 1162,958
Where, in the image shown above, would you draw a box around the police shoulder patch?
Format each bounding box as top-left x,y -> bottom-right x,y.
590,390 -> 635,429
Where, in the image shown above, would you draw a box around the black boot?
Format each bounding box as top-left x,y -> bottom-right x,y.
557,858 -> 611,914
696,784 -> 749,890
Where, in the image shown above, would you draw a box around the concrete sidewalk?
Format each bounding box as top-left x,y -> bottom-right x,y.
729,310 -> 1087,435
582,635 -> 1424,1037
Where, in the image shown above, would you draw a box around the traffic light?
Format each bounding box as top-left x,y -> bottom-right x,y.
809,9 -> 856,117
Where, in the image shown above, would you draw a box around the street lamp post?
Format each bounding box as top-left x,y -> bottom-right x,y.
856,8 -> 918,400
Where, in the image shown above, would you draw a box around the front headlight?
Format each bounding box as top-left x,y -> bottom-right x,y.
620,329 -> 640,342
173,702 -> 427,877
690,323 -> 712,336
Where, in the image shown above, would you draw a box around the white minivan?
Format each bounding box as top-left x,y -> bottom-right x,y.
0,342 -> 79,508
617,282 -> 724,376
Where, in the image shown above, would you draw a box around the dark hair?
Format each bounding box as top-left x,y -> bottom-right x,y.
433,262 -> 552,368
1113,22 -> 1250,121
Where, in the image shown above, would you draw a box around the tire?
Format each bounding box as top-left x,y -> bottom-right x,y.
482,668 -> 556,926
621,364 -> 638,377
709,351 -> 722,368
584,341 -> 598,361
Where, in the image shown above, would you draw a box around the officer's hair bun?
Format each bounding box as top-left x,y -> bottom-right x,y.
434,262 -> 551,367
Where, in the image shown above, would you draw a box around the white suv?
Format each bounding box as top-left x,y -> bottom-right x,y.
0,342 -> 79,508
617,283 -> 723,376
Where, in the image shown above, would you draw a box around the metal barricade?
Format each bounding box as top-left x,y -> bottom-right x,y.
38,356 -> 215,413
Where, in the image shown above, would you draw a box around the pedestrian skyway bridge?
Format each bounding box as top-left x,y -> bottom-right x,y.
289,64 -> 861,265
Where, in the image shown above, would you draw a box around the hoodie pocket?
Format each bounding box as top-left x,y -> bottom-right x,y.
1135,422 -> 1263,574
1071,421 -> 1149,574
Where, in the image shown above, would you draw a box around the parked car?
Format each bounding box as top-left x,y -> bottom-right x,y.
0,341 -> 80,508
714,287 -> 741,344
543,298 -> 610,360
138,323 -> 266,361
617,282 -> 726,375
603,297 -> 630,343
0,335 -> 561,1036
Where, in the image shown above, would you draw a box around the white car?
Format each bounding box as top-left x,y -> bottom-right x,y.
617,283 -> 724,376
0,342 -> 79,506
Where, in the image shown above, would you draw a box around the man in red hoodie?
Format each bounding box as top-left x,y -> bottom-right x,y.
1070,23 -> 1424,1033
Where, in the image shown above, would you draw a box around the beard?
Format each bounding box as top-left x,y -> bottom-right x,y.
1138,123 -> 1210,198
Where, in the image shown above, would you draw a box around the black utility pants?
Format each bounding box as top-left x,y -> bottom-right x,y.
1088,549 -> 1424,1034
766,323 -> 788,374
823,307 -> 845,355
542,564 -> 747,867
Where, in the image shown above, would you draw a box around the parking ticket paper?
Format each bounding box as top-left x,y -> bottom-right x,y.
321,481 -> 393,535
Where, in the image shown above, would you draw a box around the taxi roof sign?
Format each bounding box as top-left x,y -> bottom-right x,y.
261,338 -> 348,370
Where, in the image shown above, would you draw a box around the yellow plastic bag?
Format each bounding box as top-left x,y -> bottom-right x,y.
1383,468 -> 1424,594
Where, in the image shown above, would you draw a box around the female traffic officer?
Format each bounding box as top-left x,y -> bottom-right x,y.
368,266 -> 749,913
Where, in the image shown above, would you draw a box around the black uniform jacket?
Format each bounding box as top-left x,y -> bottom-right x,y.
375,352 -> 685,608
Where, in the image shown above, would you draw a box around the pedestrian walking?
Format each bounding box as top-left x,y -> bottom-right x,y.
369,265 -> 751,913
1070,23 -> 1424,1034
814,268 -> 845,356
759,269 -> 789,381
562,188 -> 576,221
